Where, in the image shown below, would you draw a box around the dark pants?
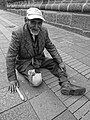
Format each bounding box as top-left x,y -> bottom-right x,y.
17,58 -> 68,83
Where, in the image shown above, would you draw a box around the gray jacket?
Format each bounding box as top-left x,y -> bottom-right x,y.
6,24 -> 63,82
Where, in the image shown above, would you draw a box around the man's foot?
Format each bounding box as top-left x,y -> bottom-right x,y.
60,82 -> 86,96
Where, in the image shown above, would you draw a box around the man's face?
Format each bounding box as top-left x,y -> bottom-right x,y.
27,18 -> 43,35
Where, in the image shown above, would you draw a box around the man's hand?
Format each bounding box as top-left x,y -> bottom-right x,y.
59,62 -> 68,77
8,80 -> 19,93
59,62 -> 66,72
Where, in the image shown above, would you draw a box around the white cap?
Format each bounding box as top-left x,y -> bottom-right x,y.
26,7 -> 45,21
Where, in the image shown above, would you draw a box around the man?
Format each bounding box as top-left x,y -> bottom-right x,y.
6,7 -> 86,95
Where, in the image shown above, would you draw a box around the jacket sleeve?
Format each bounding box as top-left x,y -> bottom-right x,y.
6,30 -> 20,82
45,28 -> 63,64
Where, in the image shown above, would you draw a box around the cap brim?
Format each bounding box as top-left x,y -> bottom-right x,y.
27,15 -> 45,21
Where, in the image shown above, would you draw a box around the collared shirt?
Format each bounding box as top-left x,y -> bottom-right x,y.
31,35 -> 39,56
27,26 -> 39,56
30,33 -> 41,68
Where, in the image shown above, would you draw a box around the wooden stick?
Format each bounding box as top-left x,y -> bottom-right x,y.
16,87 -> 25,101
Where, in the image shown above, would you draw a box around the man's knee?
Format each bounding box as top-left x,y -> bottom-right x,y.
32,76 -> 42,86
16,69 -> 42,87
28,69 -> 42,87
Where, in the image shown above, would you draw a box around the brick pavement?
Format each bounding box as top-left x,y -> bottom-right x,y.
0,9 -> 90,120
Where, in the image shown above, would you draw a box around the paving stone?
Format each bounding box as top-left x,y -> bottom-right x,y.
0,81 -> 9,90
74,101 -> 90,120
0,101 -> 39,120
81,111 -> 90,120
0,24 -> 11,41
76,42 -> 90,48
61,45 -> 74,52
68,51 -> 85,59
51,85 -> 61,92
62,56 -> 71,61
63,57 -> 73,62
85,91 -> 90,100
30,90 -> 66,120
64,95 -> 82,107
71,62 -> 83,68
3,53 -> 6,57
65,58 -> 76,64
20,79 -> 50,100
45,76 -> 58,84
62,55 -> 71,59
53,110 -> 76,120
0,87 -> 23,113
87,54 -> 90,58
60,51 -> 68,55
68,96 -> 88,113
0,31 -> 3,34
74,46 -> 90,55
81,68 -> 90,75
60,53 -> 68,57
68,60 -> 79,66
0,54 -> 5,62
66,65 -> 78,78
57,41 -> 73,48
0,16 -> 17,27
64,57 -> 74,62
43,74 -> 54,81
85,45 -> 90,51
1,48 -> 8,54
0,49 -> 3,55
0,19 -> 10,29
0,37 -> 9,44
0,72 -> 9,89
0,72 -> 8,81
74,64 -> 87,70
62,54 -> 71,58
48,80 -> 59,88
0,58 -> 6,63
78,66 -> 90,73
85,73 -> 90,79
79,56 -> 90,67
0,62 -> 6,73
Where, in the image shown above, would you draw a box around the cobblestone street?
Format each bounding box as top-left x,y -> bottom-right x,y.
0,9 -> 90,120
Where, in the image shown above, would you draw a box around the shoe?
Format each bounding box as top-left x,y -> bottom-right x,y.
60,82 -> 86,96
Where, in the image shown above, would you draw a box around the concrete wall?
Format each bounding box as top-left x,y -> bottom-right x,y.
6,0 -> 90,38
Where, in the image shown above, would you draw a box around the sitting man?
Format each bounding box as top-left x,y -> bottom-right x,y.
6,7 -> 86,95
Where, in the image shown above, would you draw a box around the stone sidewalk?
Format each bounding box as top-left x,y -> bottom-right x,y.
0,9 -> 90,120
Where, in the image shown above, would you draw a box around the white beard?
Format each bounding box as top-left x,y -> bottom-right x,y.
30,29 -> 40,36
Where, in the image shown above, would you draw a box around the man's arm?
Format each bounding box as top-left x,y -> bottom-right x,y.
45,29 -> 67,76
45,28 -> 63,64
6,30 -> 20,82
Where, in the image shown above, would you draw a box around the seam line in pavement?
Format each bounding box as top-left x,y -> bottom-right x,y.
59,50 -> 90,79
